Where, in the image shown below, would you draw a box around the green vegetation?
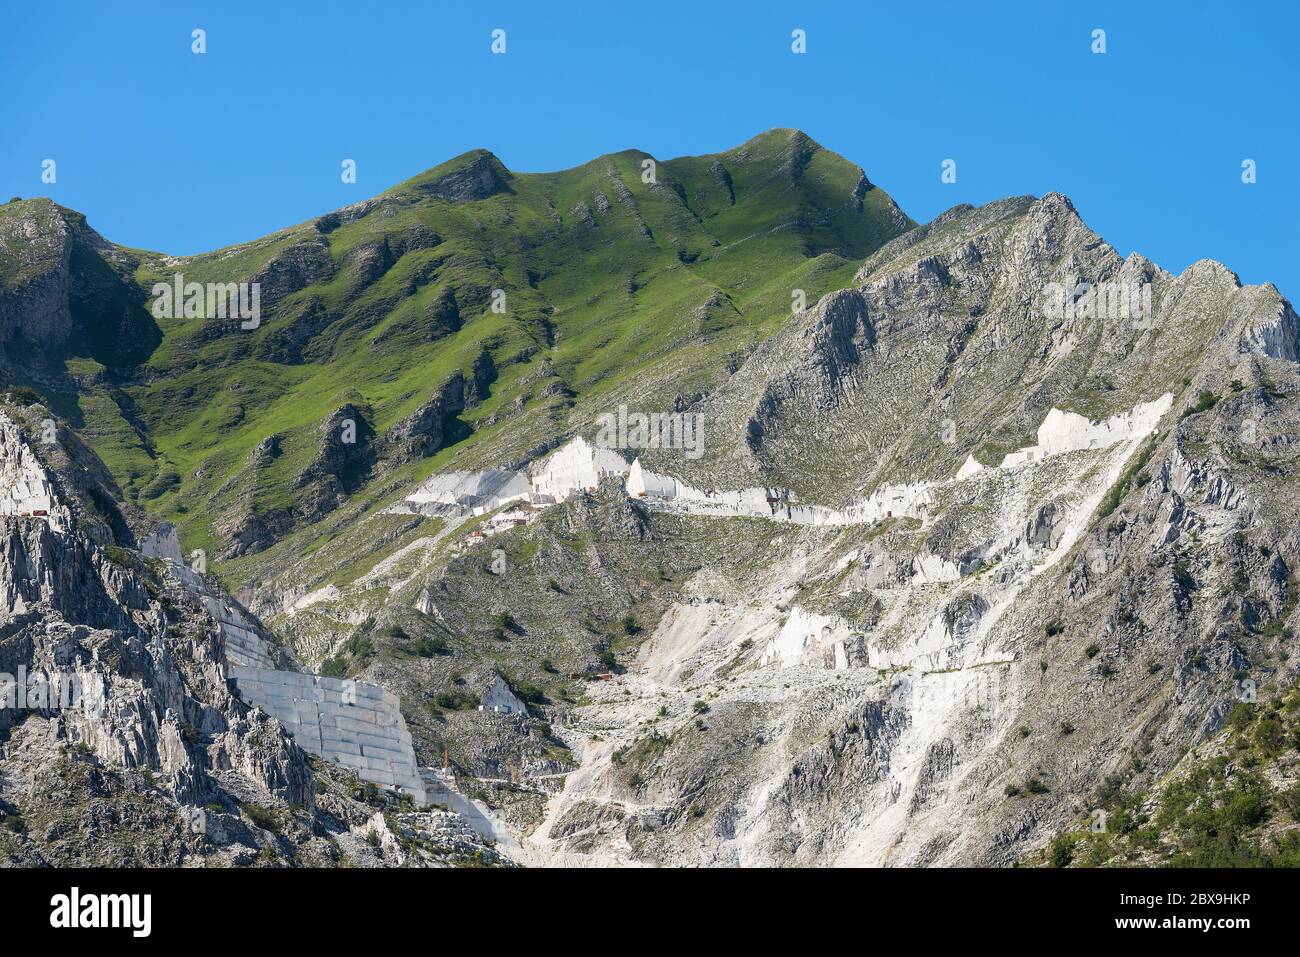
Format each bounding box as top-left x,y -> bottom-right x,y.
1097,436 -> 1158,520
1180,389 -> 1220,421
433,690 -> 477,712
412,635 -> 448,657
240,803 -> 282,833
319,656 -> 348,678
1045,682 -> 1300,867
13,131 -> 912,594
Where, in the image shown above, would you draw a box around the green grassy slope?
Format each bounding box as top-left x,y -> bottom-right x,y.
2,129 -> 914,580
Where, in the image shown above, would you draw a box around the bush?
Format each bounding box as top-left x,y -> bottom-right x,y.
1228,702 -> 1254,735
347,632 -> 376,660
5,386 -> 42,407
241,803 -> 281,832
434,691 -> 476,711
1097,437 -> 1157,518
319,656 -> 348,678
502,673 -> 547,705
414,635 -> 447,657
1280,782 -> 1300,821
1047,835 -> 1075,867
1180,390 -> 1220,421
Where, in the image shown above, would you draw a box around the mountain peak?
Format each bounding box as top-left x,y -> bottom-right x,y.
391,149 -> 512,202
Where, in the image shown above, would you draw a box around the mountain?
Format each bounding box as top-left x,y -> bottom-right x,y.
2,130 -> 1299,866
0,128 -> 911,568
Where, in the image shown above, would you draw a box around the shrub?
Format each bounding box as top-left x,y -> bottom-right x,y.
241,803 -> 281,832
1228,702 -> 1254,735
1280,782 -> 1300,821
502,673 -> 547,705
4,386 -> 41,406
434,691 -> 476,711
1047,835 -> 1075,867
414,635 -> 447,657
1180,390 -> 1220,421
1097,436 -> 1157,518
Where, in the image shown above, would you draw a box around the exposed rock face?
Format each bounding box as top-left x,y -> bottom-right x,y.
416,152 -> 512,202
294,402 -> 374,521
503,195 -> 1299,866
249,236 -> 336,310
3,139 -> 1298,869
0,403 -> 501,865
381,374 -> 467,465
0,420 -> 320,848
424,285 -> 462,339
0,202 -> 77,349
0,200 -> 158,369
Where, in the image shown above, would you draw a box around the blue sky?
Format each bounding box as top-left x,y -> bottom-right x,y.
2,1 -> 1296,296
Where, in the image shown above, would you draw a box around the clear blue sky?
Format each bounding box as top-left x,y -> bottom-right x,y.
2,1 -> 1295,297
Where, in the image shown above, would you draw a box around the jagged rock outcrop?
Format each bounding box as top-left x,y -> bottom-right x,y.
0,403 -> 501,865
381,374 -> 467,466
249,236 -> 336,310
416,151 -> 512,202
0,200 -> 158,369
